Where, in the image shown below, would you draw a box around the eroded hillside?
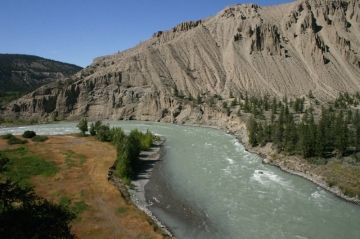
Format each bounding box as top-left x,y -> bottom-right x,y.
2,0 -> 360,122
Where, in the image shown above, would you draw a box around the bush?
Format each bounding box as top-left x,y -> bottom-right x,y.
1,134 -> 14,140
0,181 -> 76,239
32,135 -> 49,142
129,129 -> 153,151
22,131 -> 36,138
7,136 -> 27,145
96,125 -> 112,142
89,123 -> 96,136
110,128 -> 126,146
77,118 -> 88,136
89,120 -> 103,136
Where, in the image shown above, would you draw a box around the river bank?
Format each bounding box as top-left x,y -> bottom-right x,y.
108,137 -> 174,238
245,144 -> 360,205
180,120 -> 360,205
227,125 -> 360,206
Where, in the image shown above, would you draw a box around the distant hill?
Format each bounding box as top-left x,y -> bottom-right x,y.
0,54 -> 82,107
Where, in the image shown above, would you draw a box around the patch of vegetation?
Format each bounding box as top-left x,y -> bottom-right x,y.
114,128 -> 156,181
1,133 -> 14,140
0,180 -> 76,239
63,150 -> 86,168
59,196 -> 72,208
0,147 -> 73,237
86,119 -> 158,183
72,201 -> 89,215
77,118 -> 88,136
244,92 -> 360,198
321,161 -> 360,198
58,196 -> 88,216
116,207 -> 128,215
7,135 -> 28,145
245,92 -> 360,160
31,135 -> 49,142
0,91 -> 22,108
2,133 -> 28,145
0,147 -> 58,186
22,130 -> 36,138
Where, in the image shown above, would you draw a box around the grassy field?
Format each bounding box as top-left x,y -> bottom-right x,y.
315,160 -> 360,198
0,146 -> 58,187
0,136 -> 167,239
265,147 -> 360,199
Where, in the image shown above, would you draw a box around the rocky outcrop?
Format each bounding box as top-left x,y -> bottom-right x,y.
2,0 -> 360,121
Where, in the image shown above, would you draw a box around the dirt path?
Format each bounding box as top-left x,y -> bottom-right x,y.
12,135 -> 165,239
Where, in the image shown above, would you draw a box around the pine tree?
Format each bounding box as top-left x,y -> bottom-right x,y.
274,107 -> 285,151
247,117 -> 258,147
284,113 -> 298,153
354,110 -> 360,152
271,97 -> 278,114
244,94 -> 250,113
334,111 -> 348,156
299,111 -> 316,158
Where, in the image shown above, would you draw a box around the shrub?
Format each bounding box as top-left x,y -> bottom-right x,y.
0,181 -> 76,239
7,136 -> 27,145
77,118 -> 88,136
89,123 -> 96,136
1,134 -> 14,140
96,125 -> 112,142
22,131 -> 36,138
110,128 -> 126,146
32,135 -> 49,142
129,129 -> 153,151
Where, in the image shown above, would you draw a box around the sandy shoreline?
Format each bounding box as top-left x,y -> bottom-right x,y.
108,137 -> 174,238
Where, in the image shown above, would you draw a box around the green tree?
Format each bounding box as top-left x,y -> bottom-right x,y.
353,110 -> 360,152
284,114 -> 298,153
299,112 -> 317,158
273,107 -> 285,151
96,125 -> 112,142
0,181 -> 75,239
334,111 -> 348,156
247,117 -> 258,147
77,118 -> 88,136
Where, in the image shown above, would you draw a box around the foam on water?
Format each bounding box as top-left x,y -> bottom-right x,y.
225,157 -> 235,165
251,170 -> 289,187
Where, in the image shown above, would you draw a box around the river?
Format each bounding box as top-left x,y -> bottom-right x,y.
1,121 -> 360,239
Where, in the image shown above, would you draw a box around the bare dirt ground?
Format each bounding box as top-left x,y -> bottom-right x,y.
1,136 -> 165,239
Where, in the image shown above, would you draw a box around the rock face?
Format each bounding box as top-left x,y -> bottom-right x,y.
2,0 -> 360,122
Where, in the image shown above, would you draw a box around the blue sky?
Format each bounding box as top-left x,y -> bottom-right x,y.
1,0 -> 292,67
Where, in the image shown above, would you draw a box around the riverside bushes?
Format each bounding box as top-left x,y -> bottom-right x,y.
1,134 -> 27,145
89,121 -> 156,182
22,131 -> 36,138
32,135 -> 48,142
2,132 -> 49,145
